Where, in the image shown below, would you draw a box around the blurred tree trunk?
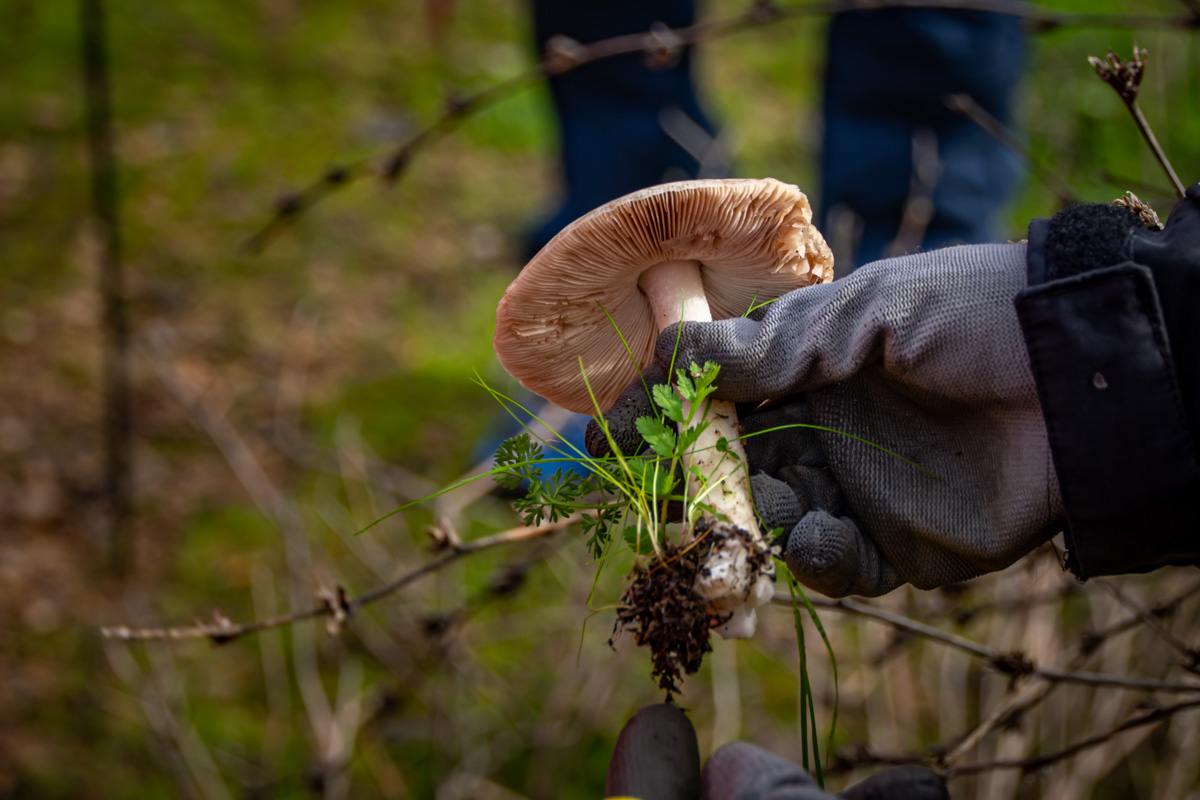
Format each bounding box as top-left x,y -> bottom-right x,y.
80,0 -> 132,573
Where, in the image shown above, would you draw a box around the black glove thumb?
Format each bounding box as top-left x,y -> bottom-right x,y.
606,704 -> 701,800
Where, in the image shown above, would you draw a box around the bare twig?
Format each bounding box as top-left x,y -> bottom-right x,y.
352,514 -> 580,607
104,639 -> 233,799
80,0 -> 133,571
773,594 -> 993,658
885,127 -> 939,258
944,92 -> 1078,206
101,514 -> 580,643
945,697 -> 1200,777
245,0 -> 1194,252
833,695 -> 1200,778
1080,579 -> 1200,656
771,593 -> 1200,694
658,106 -> 730,179
941,584 -> 1079,626
1093,577 -> 1199,672
1089,45 -> 1187,198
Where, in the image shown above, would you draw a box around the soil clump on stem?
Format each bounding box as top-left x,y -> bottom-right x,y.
610,519 -> 771,700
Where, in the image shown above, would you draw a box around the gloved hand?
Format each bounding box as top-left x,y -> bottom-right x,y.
588,243 -> 1064,597
604,704 -> 946,800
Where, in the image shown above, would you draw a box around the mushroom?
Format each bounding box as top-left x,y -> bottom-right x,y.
494,178 -> 833,638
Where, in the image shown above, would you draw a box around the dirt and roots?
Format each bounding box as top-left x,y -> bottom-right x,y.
610,518 -> 770,699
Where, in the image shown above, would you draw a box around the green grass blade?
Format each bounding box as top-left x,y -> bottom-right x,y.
597,301 -> 653,402
786,578 -> 813,776
351,458 -> 546,536
739,423 -> 943,482
794,579 -> 839,764
471,373 -> 595,465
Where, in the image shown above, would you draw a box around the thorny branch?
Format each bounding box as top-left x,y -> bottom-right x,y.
244,0 -> 1199,252
1089,45 -> 1188,198
101,514 -> 580,643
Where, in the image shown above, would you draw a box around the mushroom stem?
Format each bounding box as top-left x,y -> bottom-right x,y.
638,260 -> 774,640
638,259 -> 713,329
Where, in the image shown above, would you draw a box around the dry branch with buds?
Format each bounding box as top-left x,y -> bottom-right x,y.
101,514 -> 580,644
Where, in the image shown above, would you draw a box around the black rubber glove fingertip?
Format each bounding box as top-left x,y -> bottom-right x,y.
606,704 -> 701,800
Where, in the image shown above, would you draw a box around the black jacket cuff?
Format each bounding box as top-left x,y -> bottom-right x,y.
1017,207 -> 1200,579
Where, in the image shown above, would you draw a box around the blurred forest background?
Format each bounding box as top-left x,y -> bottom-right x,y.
2,0 -> 1200,798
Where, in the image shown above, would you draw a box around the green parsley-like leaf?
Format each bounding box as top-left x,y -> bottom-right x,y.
635,416 -> 677,458
676,419 -> 711,454
623,526 -> 656,555
652,383 -> 685,424
675,370 -> 697,404
492,433 -> 543,490
686,361 -> 720,406
581,507 -> 620,559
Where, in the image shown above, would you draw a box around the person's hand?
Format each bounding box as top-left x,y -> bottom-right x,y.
604,704 -> 946,800
588,243 -> 1064,597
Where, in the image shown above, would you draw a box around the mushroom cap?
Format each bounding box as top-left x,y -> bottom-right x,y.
494,178 -> 833,414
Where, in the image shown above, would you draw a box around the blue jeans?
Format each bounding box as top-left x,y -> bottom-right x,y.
527,1 -> 1025,264
821,7 -> 1025,268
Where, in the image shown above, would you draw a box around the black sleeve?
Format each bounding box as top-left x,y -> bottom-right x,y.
1014,189 -> 1200,579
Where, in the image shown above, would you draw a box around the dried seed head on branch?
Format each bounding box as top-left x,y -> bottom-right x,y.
1089,44 -> 1187,198
1111,191 -> 1164,231
1088,44 -> 1146,104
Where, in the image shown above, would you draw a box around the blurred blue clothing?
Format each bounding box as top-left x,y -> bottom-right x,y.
526,2 -> 1025,266
822,8 -> 1026,267
471,400 -> 595,486
526,0 -> 719,259
504,1 -> 721,481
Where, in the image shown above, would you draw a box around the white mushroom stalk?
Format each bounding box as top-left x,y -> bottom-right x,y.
638,258 -> 773,639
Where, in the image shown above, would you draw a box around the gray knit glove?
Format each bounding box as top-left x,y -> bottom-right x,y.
588,244 -> 1064,597
703,743 -> 946,800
